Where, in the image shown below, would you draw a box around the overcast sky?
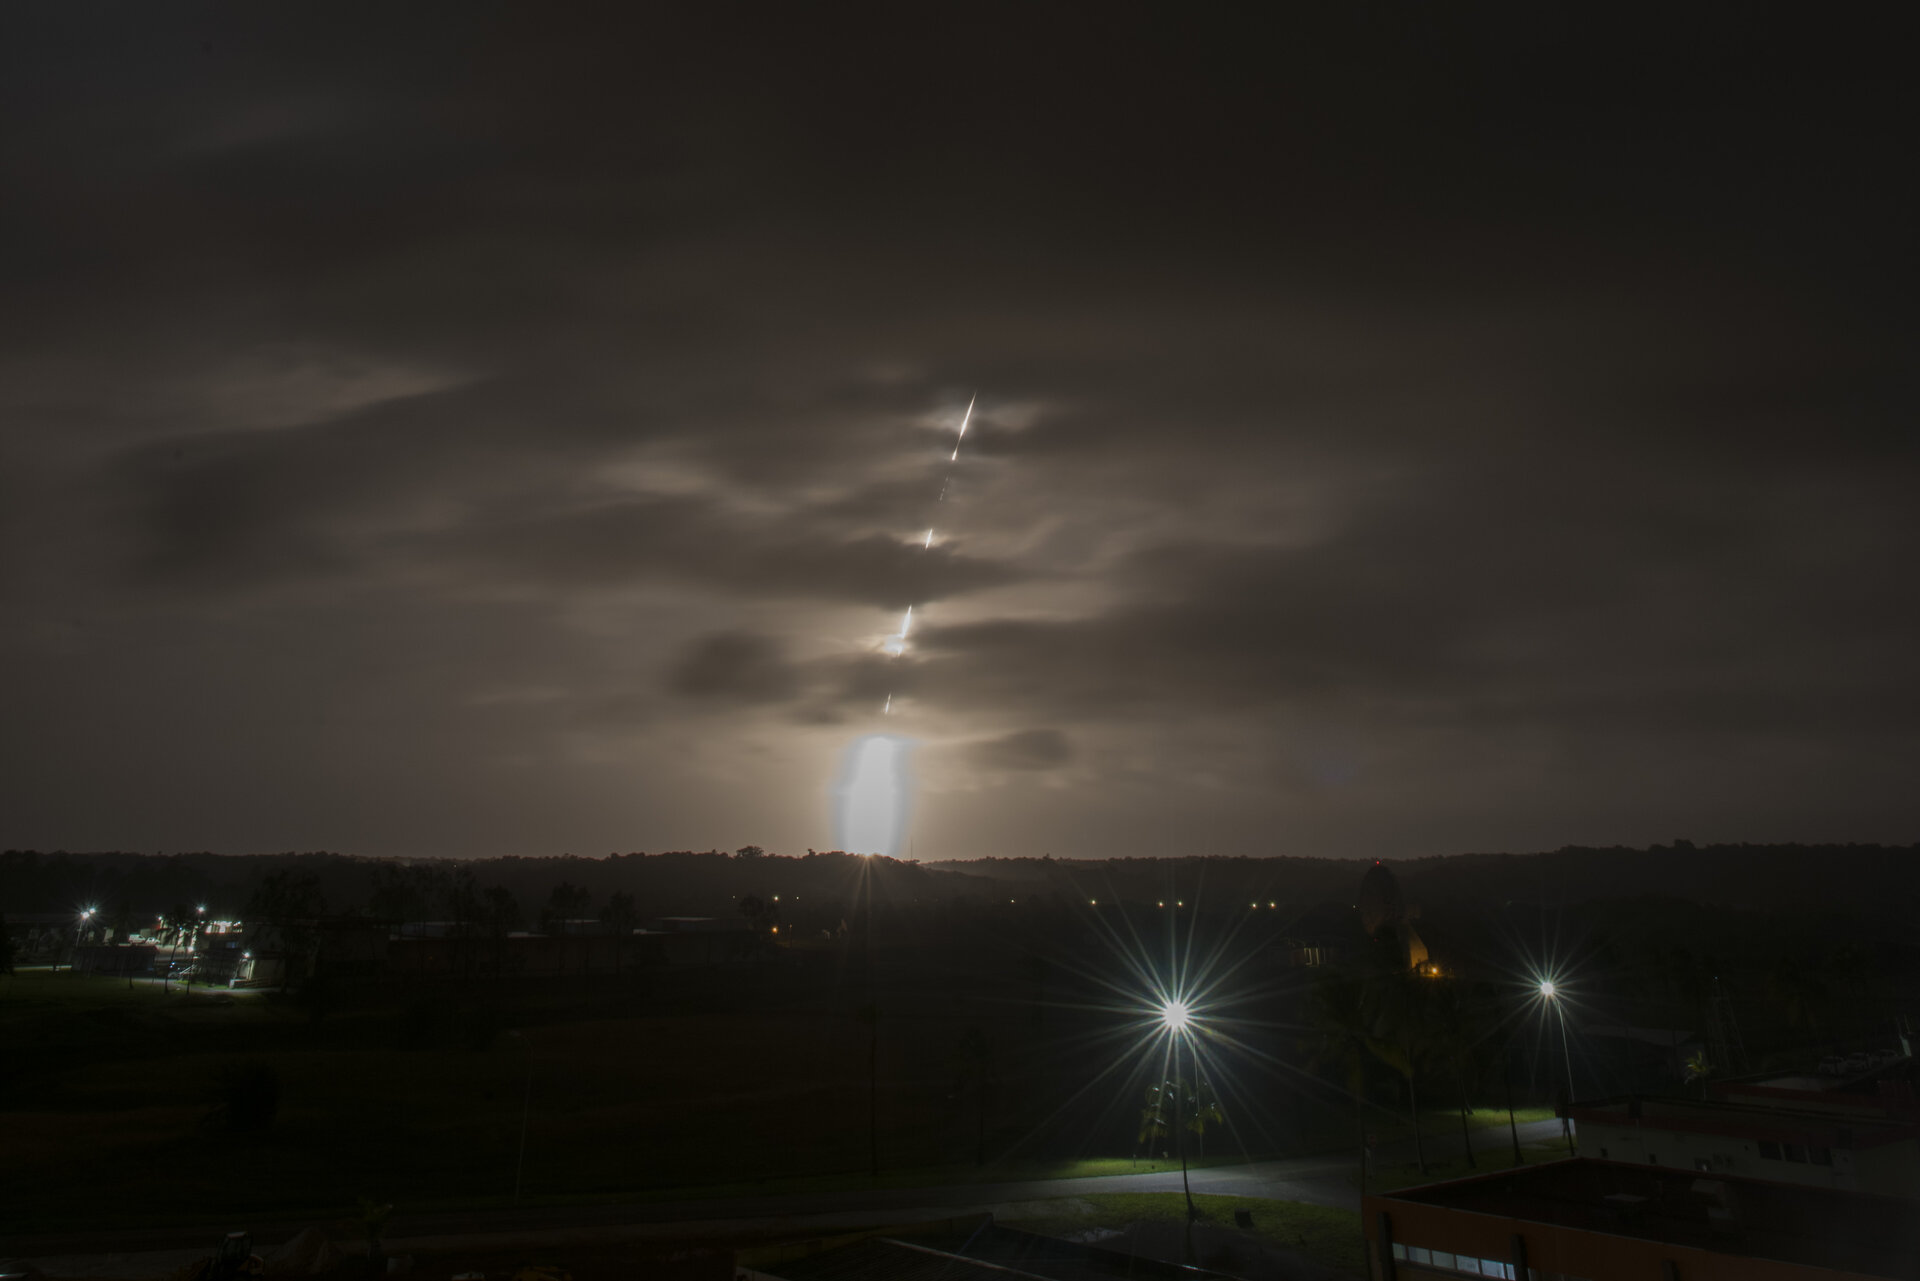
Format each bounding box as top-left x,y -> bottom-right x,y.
3,8 -> 1914,860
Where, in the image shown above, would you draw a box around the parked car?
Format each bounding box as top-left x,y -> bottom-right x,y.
1819,1055 -> 1844,1075
1842,1051 -> 1871,1073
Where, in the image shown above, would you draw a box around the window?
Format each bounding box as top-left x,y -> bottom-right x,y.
1599,1147 -> 1608,1159
1758,1140 -> 1782,1160
1391,1243 -> 1406,1260
1783,1143 -> 1807,1163
1695,1158 -> 1712,1171
1648,1153 -> 1658,1164
1433,1251 -> 1457,1269
1811,1146 -> 1833,1166
1409,1246 -> 1432,1265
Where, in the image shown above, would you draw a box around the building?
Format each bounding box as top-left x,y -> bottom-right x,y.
1568,1087 -> 1919,1199
1364,1158 -> 1920,1280
1357,859 -> 1430,973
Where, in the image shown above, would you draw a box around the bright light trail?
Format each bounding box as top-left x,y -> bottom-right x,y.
950,393 -> 974,461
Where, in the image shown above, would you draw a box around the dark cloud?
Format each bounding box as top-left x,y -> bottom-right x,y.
969,729 -> 1073,773
668,633 -> 799,705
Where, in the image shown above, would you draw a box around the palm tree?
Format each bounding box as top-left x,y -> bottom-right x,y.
1431,979 -> 1489,1169
1364,964 -> 1436,1176
1307,969 -> 1374,1193
1138,1076 -> 1197,1221
1186,1075 -> 1226,1162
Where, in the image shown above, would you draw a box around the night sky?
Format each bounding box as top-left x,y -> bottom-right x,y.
3,8 -> 1914,860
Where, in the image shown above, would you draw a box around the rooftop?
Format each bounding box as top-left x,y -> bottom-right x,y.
1568,1093 -> 1916,1149
1376,1159 -> 1920,1278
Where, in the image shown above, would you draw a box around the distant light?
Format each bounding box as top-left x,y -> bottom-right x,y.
1157,901 -> 1165,908
1539,980 -> 1557,999
1160,1000 -> 1192,1033
1090,899 -> 1098,905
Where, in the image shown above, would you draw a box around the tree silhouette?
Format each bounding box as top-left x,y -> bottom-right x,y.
1186,1075 -> 1226,1161
1307,968 -> 1374,1193
481,885 -> 521,987
542,882 -> 592,973
599,891 -> 637,974
246,869 -> 326,987
950,1026 -> 998,1167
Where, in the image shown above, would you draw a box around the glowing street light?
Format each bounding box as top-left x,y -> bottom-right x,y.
1154,996 -> 1201,1220
1537,976 -> 1577,1154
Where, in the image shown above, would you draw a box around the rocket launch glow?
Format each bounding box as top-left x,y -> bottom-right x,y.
832,394 -> 976,856
835,733 -> 912,856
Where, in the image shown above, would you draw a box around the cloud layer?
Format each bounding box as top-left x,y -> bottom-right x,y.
2,7 -> 1914,857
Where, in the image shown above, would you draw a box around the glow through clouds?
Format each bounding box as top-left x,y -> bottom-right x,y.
834,733 -> 911,856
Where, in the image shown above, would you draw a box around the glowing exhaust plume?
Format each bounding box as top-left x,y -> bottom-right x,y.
835,733 -> 912,855
881,604 -> 913,658
949,393 -> 975,461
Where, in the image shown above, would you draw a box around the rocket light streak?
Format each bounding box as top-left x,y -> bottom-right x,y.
880,394 -> 974,712
836,393 -> 974,856
949,392 -> 975,461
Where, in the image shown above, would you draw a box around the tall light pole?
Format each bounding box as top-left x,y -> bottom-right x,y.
1540,980 -> 1577,1155
1160,999 -> 1197,1222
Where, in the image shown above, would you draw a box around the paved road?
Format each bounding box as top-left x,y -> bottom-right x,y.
16,1120 -> 1570,1275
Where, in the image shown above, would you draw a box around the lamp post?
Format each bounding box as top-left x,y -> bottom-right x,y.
1540,980 -> 1577,1155
1160,999 -> 1197,1222
67,907 -> 96,973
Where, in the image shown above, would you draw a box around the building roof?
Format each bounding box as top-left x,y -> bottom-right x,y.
1569,1094 -> 1916,1150
1374,1158 -> 1920,1277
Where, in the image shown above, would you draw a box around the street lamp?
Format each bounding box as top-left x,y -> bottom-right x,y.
1157,997 -> 1199,1221
1539,979 -> 1577,1154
